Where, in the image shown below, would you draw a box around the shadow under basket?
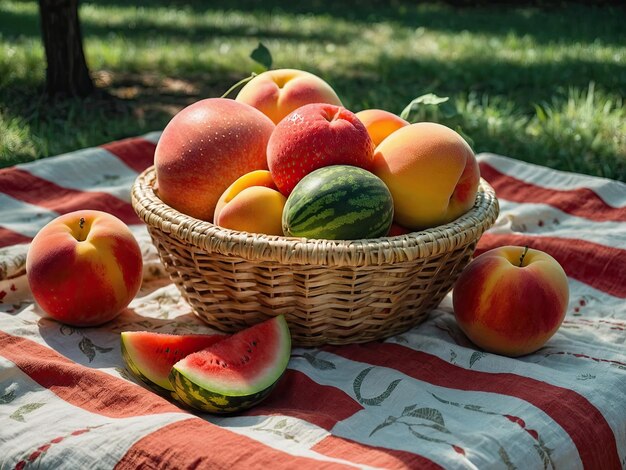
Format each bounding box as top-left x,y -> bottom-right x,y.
131,166 -> 499,347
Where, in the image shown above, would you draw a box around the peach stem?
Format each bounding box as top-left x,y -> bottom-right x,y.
518,246 -> 529,267
221,73 -> 258,99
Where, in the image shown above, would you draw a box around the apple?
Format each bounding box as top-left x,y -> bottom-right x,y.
26,210 -> 143,327
267,103 -> 375,196
355,109 -> 409,147
235,68 -> 342,124
452,246 -> 570,357
371,122 -> 480,230
154,98 -> 275,221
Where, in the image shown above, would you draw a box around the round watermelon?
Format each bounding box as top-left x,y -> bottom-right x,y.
282,165 -> 394,240
169,315 -> 291,414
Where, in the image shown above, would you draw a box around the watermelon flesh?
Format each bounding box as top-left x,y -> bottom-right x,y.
169,315 -> 291,413
120,331 -> 224,393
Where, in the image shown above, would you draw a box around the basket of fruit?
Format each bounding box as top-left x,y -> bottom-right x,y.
131,69 -> 499,347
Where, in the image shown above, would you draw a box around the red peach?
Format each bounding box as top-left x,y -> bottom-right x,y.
235,68 -> 342,124
154,98 -> 275,221
267,103 -> 375,196
452,246 -> 569,357
26,210 -> 143,327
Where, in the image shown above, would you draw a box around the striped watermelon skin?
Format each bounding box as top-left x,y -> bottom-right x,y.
282,165 -> 394,240
168,316 -> 291,414
169,368 -> 279,414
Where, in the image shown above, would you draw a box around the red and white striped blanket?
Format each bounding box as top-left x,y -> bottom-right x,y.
1,133 -> 625,469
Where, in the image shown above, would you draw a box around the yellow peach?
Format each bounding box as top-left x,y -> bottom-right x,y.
235,69 -> 342,124
355,109 -> 409,147
214,170 -> 277,222
371,122 -> 480,230
215,185 -> 286,236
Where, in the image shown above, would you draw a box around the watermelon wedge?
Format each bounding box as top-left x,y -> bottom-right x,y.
169,315 -> 291,414
120,331 -> 225,394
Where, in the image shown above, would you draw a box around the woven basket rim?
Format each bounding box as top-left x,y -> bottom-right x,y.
131,166 -> 499,267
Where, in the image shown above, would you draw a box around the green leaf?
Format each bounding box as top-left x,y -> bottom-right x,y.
406,407 -> 445,427
400,93 -> 450,121
250,42 -> 273,71
10,403 -> 45,422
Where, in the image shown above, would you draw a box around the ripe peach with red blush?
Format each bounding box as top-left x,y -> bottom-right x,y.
26,210 -> 143,327
267,103 -> 375,196
371,122 -> 480,230
452,246 -> 569,357
154,98 -> 274,222
235,68 -> 342,124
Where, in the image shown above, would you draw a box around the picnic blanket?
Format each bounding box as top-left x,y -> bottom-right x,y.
0,133 -> 625,470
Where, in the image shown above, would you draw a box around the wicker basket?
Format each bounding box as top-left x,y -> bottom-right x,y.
131,166 -> 499,346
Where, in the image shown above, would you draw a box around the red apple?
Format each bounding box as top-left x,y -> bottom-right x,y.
452,246 -> 570,357
154,98 -> 275,221
26,210 -> 143,327
267,103 -> 375,196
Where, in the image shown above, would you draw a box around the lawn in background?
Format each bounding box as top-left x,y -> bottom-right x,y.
1,0 -> 625,181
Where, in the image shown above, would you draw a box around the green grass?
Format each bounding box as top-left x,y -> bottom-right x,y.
1,0 -> 625,181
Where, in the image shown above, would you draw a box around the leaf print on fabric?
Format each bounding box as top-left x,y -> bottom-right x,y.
406,407 -> 446,427
369,404 -> 464,455
79,337 -> 113,363
253,418 -> 299,442
10,403 -> 45,422
0,389 -> 16,404
300,352 -> 336,371
498,444 -> 517,470
469,351 -> 486,368
431,392 -> 555,469
353,367 -> 401,406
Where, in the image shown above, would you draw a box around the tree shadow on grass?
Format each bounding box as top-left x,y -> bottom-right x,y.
2,1 -> 624,46
80,0 -> 626,47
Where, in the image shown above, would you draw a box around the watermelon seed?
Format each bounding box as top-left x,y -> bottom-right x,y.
165,348 -> 170,353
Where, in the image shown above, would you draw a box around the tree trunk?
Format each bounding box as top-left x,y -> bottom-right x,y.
39,0 -> 94,97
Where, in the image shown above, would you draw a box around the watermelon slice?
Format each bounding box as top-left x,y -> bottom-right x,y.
169,315 -> 291,414
120,331 -> 225,394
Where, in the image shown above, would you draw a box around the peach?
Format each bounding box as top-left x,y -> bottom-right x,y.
154,98 -> 274,221
371,122 -> 480,230
452,246 -> 570,357
355,109 -> 409,147
26,210 -> 143,327
214,170 -> 286,236
267,103 -> 375,196
235,68 -> 342,124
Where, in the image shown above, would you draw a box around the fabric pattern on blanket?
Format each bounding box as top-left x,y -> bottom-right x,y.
0,133 -> 625,469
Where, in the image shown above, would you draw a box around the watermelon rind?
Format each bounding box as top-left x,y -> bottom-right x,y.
120,331 -> 224,394
169,315 -> 291,414
282,165 -> 394,240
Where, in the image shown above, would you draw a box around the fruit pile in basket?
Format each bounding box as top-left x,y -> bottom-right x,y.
153,68 -> 480,240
